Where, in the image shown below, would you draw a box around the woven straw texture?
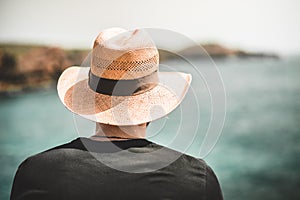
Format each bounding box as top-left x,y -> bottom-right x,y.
92,28 -> 159,80
58,67 -> 191,125
57,28 -> 192,125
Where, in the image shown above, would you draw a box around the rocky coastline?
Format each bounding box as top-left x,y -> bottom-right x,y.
0,44 -> 89,96
0,43 -> 279,95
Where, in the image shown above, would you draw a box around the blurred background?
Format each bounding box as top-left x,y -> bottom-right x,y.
0,0 -> 300,199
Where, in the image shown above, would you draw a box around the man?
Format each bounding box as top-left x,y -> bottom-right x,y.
11,28 -> 223,200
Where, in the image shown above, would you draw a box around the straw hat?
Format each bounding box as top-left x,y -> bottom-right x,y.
57,28 -> 192,125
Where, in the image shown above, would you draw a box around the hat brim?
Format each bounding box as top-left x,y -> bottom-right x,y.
57,66 -> 192,125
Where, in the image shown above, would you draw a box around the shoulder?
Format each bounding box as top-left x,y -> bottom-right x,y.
11,141 -> 86,191
148,143 -> 219,184
204,164 -> 224,200
10,141 -> 85,200
179,154 -> 223,200
17,139 -> 87,172
149,142 -> 208,169
149,143 -> 223,199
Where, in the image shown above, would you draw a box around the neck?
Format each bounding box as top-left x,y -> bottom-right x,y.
90,123 -> 147,141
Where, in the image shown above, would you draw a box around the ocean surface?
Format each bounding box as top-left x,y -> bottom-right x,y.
1,56 -> 300,199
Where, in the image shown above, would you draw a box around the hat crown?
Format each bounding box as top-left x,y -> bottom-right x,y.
91,28 -> 159,80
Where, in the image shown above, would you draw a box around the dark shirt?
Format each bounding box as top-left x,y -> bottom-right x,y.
11,137 -> 223,200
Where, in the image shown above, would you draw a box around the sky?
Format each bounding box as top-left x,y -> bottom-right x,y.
0,0 -> 300,55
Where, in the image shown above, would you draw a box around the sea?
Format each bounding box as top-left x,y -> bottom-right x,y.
1,56 -> 300,200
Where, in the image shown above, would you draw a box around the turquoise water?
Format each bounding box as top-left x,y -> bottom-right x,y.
1,57 -> 300,199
